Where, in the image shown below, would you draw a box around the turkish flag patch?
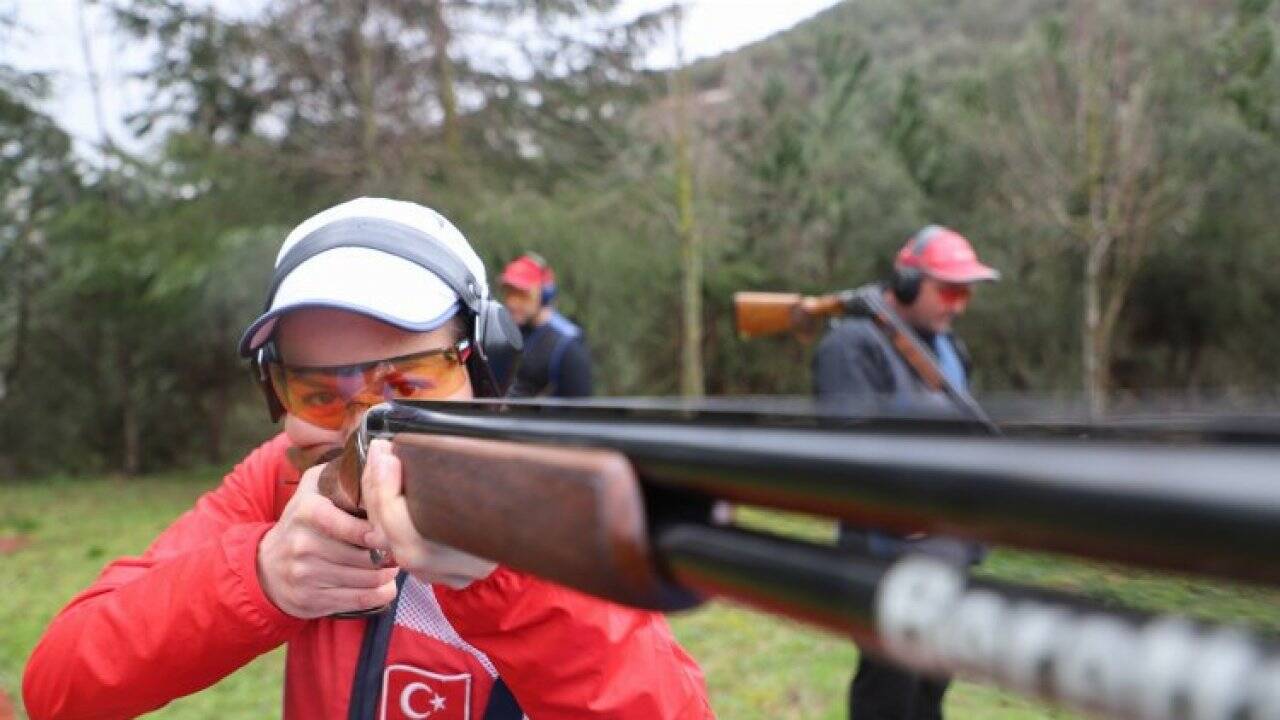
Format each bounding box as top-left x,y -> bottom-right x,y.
381,665 -> 472,720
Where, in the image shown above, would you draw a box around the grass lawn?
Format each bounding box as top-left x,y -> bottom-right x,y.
3,471 -> 1279,719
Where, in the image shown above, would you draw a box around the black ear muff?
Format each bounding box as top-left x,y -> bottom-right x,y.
467,302 -> 520,399
892,267 -> 923,305
891,225 -> 941,305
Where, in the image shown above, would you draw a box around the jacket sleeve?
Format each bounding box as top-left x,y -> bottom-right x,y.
22,435 -> 307,720
435,568 -> 713,719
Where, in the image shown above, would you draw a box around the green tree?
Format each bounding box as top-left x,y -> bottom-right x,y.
0,23 -> 78,407
114,0 -> 666,191
977,5 -> 1194,416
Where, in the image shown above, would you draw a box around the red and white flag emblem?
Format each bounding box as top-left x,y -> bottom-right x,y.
381,665 -> 472,720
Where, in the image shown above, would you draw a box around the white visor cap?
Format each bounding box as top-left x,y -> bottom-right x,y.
238,197 -> 489,356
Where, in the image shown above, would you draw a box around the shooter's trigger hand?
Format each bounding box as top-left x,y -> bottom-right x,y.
257,465 -> 396,618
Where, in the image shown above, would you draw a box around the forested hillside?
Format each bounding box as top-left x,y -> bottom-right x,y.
1,0 -> 1277,475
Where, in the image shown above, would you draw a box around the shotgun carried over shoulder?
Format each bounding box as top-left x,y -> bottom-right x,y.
736,286 -> 997,428
320,399 -> 1280,720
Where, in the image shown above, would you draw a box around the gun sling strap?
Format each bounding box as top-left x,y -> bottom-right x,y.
844,286 -> 997,431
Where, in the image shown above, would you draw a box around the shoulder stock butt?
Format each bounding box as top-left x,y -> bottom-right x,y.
734,291 -> 846,341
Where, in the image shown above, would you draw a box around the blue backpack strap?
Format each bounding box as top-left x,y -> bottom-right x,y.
544,311 -> 582,339
547,336 -> 575,394
544,312 -> 582,395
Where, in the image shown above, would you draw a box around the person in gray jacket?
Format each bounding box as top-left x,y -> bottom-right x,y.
813,225 -> 998,720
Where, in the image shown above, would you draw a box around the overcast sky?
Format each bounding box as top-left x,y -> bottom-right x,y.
4,0 -> 842,157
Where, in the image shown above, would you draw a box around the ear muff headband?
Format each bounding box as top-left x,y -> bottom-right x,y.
267,217 -> 521,358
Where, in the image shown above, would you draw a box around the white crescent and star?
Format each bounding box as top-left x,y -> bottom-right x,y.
399,681 -> 447,718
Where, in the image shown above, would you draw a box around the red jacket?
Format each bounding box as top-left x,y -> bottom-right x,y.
23,434 -> 712,720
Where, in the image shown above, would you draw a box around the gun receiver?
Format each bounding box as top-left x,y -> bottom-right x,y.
735,286 -> 997,429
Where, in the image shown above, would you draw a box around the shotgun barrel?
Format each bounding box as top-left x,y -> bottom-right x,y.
320,398 -> 1280,720
357,399 -> 1280,588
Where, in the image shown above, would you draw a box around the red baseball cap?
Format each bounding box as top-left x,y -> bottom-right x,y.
500,253 -> 553,291
895,225 -> 999,284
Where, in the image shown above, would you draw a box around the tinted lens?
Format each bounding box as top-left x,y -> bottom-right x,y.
271,347 -> 468,430
377,350 -> 469,400
270,362 -> 349,430
938,284 -> 971,304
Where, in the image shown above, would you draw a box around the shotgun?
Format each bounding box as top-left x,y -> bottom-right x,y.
735,285 -> 997,429
319,399 -> 1280,720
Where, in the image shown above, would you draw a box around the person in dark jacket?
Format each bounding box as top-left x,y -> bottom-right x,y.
813,225 -> 999,720
492,252 -> 594,398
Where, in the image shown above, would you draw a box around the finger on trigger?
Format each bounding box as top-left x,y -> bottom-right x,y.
322,540 -> 394,568
335,579 -> 399,612
315,564 -> 399,590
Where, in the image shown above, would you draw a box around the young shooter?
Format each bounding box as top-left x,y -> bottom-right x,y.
24,198 -> 712,720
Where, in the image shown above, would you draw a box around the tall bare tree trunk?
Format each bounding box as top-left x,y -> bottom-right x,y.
427,0 -> 460,168
1083,234 -> 1111,419
672,7 -> 703,397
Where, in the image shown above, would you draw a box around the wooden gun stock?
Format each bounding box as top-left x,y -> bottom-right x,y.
320,433 -> 673,610
733,291 -> 845,340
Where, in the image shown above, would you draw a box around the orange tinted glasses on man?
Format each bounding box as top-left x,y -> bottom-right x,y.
935,282 -> 971,305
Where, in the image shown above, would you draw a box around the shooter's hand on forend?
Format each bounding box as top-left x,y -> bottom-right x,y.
362,438 -> 498,590
256,465 -> 398,618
